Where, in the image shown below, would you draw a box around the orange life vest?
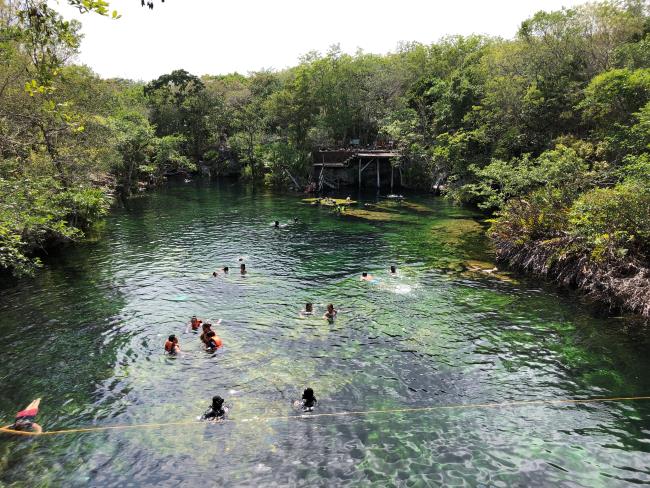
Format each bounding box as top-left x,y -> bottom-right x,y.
165,340 -> 178,353
208,335 -> 222,349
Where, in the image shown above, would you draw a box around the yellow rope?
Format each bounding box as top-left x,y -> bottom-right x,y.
2,395 -> 650,437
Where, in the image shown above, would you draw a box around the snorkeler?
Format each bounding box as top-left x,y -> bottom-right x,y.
361,272 -> 374,281
8,399 -> 42,433
301,388 -> 317,412
164,334 -> 181,354
200,395 -> 228,421
240,263 -> 247,275
205,330 -> 223,352
324,304 -> 337,320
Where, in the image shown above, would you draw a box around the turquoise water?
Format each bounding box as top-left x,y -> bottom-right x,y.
0,181 -> 649,486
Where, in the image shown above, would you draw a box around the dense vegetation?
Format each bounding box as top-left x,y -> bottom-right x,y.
1,0 -> 648,316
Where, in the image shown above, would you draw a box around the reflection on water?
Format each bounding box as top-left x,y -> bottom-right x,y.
1,181 -> 649,486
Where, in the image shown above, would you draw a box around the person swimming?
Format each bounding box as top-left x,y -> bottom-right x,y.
200,395 -> 228,421
164,334 -> 181,354
324,304 -> 337,320
222,266 -> 229,273
200,322 -> 213,345
240,263 -> 247,275
274,220 -> 280,228
212,271 -> 218,277
205,330 -> 223,352
390,265 -> 397,274
9,399 -> 42,433
301,388 -> 317,412
301,302 -> 314,316
361,272 -> 374,281
188,315 -> 203,332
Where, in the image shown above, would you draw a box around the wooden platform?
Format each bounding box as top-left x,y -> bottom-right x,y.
313,149 -> 399,167
312,149 -> 402,191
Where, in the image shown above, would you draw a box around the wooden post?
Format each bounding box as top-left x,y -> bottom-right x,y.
376,158 -> 380,190
358,159 -> 361,191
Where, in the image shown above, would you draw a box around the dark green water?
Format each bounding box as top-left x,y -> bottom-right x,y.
1,181 -> 649,487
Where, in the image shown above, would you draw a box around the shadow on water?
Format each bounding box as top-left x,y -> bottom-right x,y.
1,180 -> 649,486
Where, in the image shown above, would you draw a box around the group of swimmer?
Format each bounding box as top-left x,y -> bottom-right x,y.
164,316 -> 223,355
4,238 -> 397,432
160,255 -> 397,420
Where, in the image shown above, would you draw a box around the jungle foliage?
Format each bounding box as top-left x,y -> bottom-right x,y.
1,0 -> 649,318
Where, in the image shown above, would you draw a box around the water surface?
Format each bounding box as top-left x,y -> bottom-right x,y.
1,181 -> 649,486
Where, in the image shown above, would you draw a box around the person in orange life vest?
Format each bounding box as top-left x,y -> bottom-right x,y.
189,315 -> 203,332
200,319 -> 221,345
205,330 -> 222,352
9,398 -> 42,433
164,334 -> 180,354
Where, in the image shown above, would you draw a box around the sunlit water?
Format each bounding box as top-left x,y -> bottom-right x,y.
1,181 -> 649,487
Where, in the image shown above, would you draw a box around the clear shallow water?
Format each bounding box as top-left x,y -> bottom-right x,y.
1,181 -> 649,487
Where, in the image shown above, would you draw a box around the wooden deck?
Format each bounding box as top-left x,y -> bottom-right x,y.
313,149 -> 399,167
312,149 -> 402,191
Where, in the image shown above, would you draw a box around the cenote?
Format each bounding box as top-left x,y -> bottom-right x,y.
1,181 -> 649,487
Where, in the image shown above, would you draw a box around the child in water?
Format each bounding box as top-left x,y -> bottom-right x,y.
164,335 -> 181,354
301,388 -> 317,412
200,396 -> 228,421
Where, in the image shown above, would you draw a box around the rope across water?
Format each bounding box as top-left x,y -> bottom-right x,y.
2,395 -> 649,437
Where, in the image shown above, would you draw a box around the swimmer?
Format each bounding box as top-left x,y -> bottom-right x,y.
164,334 -> 181,354
205,330 -> 223,352
293,217 -> 299,223
9,399 -> 42,433
212,271 -> 218,277
187,315 -> 203,333
240,263 -> 247,275
200,395 -> 228,421
200,322 -> 213,345
361,272 -> 374,281
274,220 -> 280,228
390,265 -> 397,274
324,303 -> 337,320
222,266 -> 229,273
301,388 -> 317,412
300,302 -> 314,317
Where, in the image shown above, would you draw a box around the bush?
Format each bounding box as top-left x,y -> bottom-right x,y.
569,180 -> 650,261
0,173 -> 109,276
